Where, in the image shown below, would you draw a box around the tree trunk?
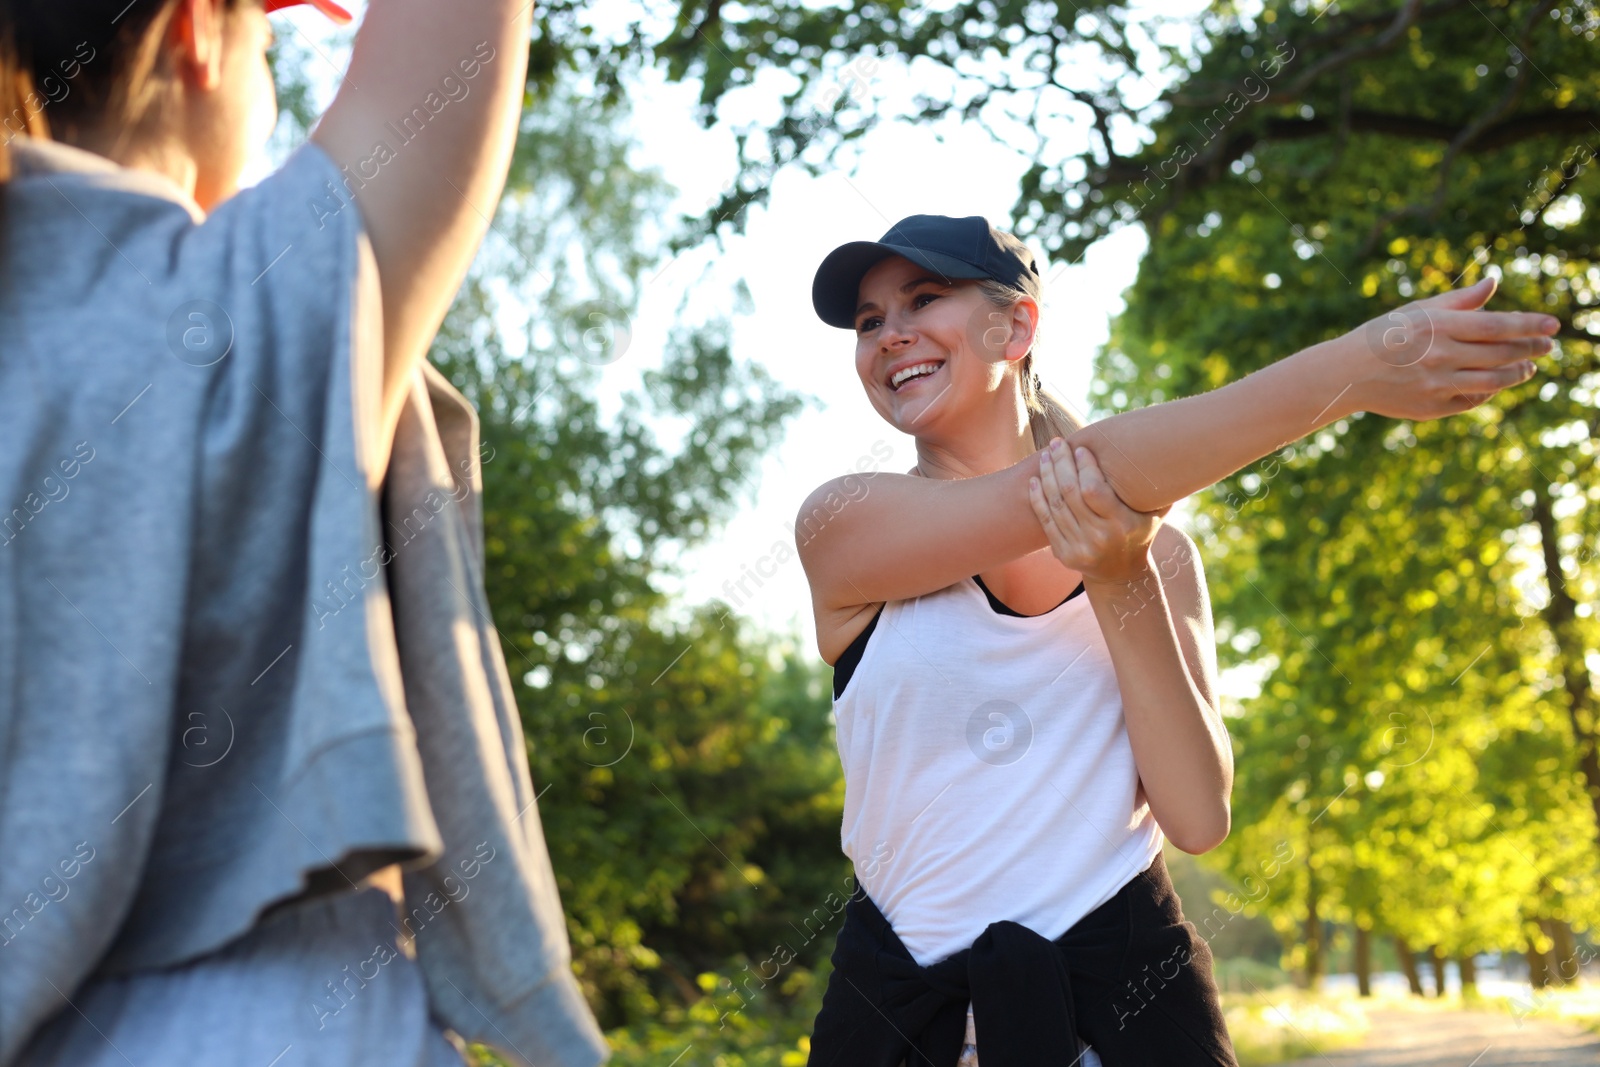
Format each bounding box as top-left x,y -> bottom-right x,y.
1528,938 -> 1553,990
1458,954 -> 1478,997
1530,486 -> 1600,849
1396,937 -> 1425,996
1427,944 -> 1447,997
1355,924 -> 1372,997
1543,917 -> 1581,986
1303,850 -> 1322,991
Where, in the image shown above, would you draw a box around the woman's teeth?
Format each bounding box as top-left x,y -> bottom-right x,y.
890,362 -> 943,390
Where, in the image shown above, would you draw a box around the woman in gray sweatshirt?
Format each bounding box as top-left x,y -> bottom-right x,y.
0,2 -> 605,1065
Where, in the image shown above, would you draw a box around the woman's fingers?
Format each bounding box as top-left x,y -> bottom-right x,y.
1028,476 -> 1071,558
1436,308 -> 1560,343
1037,445 -> 1065,514
1371,310 -> 1553,372
1451,363 -> 1538,396
1034,439 -> 1167,578
1072,446 -> 1123,521
1357,276 -> 1558,421
1408,276 -> 1496,312
1031,447 -> 1087,566
1040,443 -> 1088,541
1444,337 -> 1555,370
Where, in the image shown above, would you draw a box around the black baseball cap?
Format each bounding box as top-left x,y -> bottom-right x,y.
811,214 -> 1043,329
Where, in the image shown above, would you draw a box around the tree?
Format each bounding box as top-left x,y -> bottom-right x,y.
507,0 -> 1600,856
424,81 -> 860,1026
622,0 -> 1600,977
1076,0 -> 1600,970
495,0 -> 1600,992
274,0 -> 1600,1023
268,43 -> 848,1031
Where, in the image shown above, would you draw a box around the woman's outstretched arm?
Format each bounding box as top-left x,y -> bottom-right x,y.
1069,277 -> 1554,512
798,277 -> 1558,617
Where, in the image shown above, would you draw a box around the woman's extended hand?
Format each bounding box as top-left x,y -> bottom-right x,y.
1029,439 -> 1171,584
1337,276 -> 1559,420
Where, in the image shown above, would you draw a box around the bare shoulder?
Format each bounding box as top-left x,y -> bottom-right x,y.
795,478 -> 860,562
795,477 -> 888,663
792,454 -> 1048,628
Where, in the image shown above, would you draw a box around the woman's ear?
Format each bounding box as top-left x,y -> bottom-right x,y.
1007,296 -> 1039,364
170,0 -> 226,91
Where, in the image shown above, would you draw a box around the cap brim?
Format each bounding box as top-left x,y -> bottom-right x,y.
811,241 -> 990,329
264,0 -> 355,24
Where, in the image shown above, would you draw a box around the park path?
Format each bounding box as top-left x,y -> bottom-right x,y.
1273,1008 -> 1600,1066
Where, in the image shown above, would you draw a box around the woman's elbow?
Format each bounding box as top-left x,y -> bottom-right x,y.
1165,805 -> 1231,855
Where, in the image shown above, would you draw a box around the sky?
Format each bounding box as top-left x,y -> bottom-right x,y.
254,0 -> 1200,652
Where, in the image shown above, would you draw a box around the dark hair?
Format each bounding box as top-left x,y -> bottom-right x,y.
0,0 -> 245,232
974,277 -> 1085,449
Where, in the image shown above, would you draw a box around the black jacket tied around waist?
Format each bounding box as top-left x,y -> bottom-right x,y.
806,853 -> 1239,1067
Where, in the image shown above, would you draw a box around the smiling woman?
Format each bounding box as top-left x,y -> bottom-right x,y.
795,212 -> 1559,1067
822,215 -> 1083,451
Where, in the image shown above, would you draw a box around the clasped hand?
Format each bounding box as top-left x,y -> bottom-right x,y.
1028,438 -> 1170,585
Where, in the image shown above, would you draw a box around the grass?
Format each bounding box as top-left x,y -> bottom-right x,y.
463,979 -> 1600,1066
468,966 -> 822,1067
1220,988 -> 1370,1066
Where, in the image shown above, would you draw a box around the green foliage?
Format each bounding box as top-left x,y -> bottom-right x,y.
262,0 -> 1600,1044
1082,0 -> 1600,970
1212,957 -> 1293,994
267,26 -> 848,1040
265,32 -> 326,141
469,959 -> 823,1066
420,76 -> 844,1028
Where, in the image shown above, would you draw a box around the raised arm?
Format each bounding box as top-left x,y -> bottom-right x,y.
308,0 -> 532,480
798,278 -> 1558,618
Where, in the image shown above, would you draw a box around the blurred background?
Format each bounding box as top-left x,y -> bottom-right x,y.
262,1 -> 1599,1063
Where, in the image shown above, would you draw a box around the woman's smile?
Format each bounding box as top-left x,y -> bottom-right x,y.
888,359 -> 946,391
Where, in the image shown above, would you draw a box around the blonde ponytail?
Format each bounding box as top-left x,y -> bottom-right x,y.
1020,353 -> 1085,449
975,278 -> 1085,450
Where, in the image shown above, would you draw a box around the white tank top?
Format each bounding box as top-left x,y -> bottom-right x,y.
834,575 -> 1164,966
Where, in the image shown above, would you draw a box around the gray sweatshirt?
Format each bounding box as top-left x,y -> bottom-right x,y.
0,135 -> 607,1067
